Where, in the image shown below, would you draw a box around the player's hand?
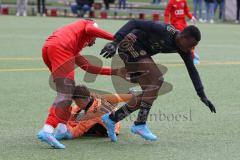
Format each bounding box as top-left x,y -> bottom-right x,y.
100,42 -> 118,58
201,97 -> 216,113
191,16 -> 197,25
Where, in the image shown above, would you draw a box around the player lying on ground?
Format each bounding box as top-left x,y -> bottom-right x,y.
164,0 -> 200,65
37,19 -> 126,149
100,19 -> 216,142
53,85 -> 134,140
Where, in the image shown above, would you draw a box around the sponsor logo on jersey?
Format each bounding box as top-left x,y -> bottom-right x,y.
175,9 -> 184,15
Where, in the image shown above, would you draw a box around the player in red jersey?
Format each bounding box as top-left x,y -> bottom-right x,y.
37,19 -> 126,149
164,0 -> 200,64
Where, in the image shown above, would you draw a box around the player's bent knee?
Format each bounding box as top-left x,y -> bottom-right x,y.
53,93 -> 73,107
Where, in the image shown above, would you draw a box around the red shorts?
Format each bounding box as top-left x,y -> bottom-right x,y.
42,45 -> 75,80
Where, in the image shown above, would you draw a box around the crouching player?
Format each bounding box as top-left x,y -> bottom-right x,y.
37,19 -> 127,149
54,85 -> 134,140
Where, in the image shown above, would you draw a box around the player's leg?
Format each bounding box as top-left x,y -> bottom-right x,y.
38,78 -> 75,149
102,56 -> 163,141
193,0 -> 197,18
237,0 -> 240,22
102,30 -> 164,141
54,85 -> 91,140
127,58 -> 162,140
37,46 -> 75,149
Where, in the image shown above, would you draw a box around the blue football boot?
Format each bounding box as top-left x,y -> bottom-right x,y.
101,113 -> 117,142
131,124 -> 157,141
37,129 -> 65,149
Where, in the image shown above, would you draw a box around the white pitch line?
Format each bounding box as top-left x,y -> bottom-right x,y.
0,68 -> 47,72
0,57 -> 42,61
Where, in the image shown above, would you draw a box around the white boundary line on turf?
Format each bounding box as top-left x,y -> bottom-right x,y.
0,57 -> 42,61
0,68 -> 47,72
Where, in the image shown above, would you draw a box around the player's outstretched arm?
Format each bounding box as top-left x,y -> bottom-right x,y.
75,55 -> 127,78
179,52 -> 216,113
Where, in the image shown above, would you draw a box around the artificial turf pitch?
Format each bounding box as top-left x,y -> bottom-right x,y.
0,16 -> 239,160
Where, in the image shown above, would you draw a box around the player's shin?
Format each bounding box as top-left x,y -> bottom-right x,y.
109,103 -> 135,122
108,95 -> 140,122
134,101 -> 152,125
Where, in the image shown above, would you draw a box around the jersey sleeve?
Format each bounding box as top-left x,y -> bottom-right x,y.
85,23 -> 114,41
164,0 -> 173,24
75,55 -> 112,75
184,1 -> 193,19
179,52 -> 206,98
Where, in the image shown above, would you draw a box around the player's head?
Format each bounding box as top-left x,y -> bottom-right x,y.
86,19 -> 98,47
177,25 -> 201,53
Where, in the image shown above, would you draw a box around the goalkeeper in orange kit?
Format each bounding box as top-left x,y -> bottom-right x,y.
54,85 -> 135,140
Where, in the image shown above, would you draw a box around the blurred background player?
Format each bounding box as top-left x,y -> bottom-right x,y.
71,0 -> 93,17
214,0 -> 225,22
193,0 -> 204,22
236,0 -> 240,23
54,85 -> 135,141
37,19 -> 126,149
16,0 -> 28,16
37,0 -> 46,16
164,0 -> 200,65
204,0 -> 215,23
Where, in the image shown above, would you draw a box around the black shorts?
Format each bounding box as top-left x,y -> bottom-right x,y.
118,30 -> 151,63
118,30 -> 153,83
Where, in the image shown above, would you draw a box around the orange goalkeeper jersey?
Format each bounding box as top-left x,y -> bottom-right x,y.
67,94 -> 121,138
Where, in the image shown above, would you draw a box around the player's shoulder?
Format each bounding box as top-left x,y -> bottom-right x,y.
166,24 -> 178,34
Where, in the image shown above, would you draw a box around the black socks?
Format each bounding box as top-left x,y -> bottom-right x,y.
109,101 -> 152,125
109,103 -> 133,122
134,101 -> 152,125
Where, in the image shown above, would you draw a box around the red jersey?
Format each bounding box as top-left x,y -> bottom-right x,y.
164,0 -> 193,30
44,19 -> 114,55
43,20 -> 115,77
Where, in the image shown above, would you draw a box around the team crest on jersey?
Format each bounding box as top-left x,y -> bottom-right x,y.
140,50 -> 147,56
166,25 -> 176,35
181,2 -> 185,7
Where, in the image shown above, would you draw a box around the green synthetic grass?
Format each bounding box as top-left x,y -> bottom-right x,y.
0,16 -> 240,160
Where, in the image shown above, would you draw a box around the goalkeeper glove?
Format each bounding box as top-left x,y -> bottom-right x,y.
100,42 -> 118,58
201,97 -> 216,113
